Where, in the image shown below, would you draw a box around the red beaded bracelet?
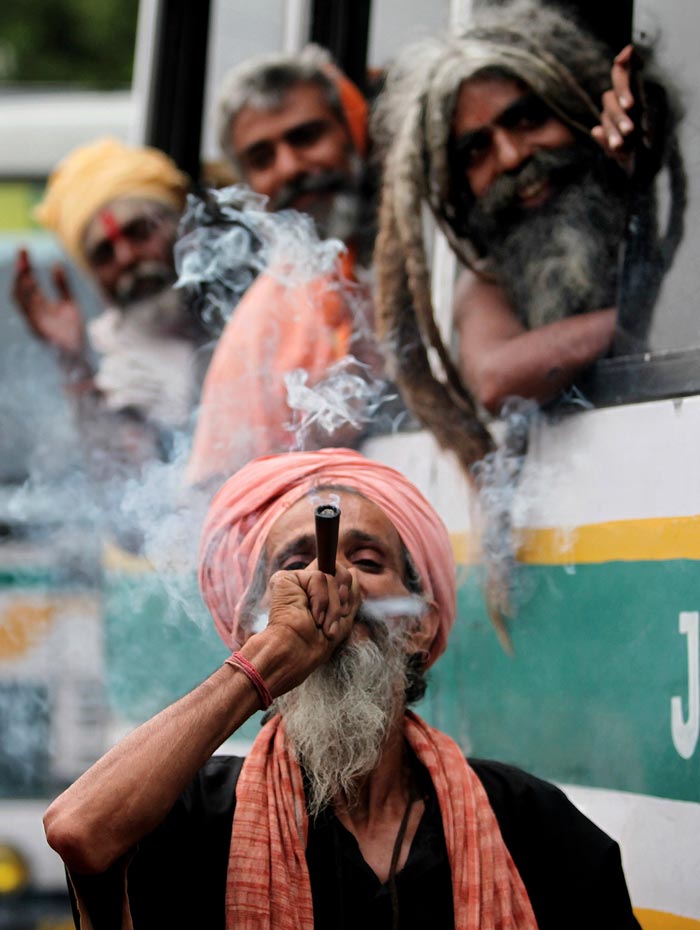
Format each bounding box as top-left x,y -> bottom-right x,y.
225,652 -> 273,710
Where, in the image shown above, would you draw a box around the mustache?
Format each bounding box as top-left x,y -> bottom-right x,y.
270,170 -> 353,211
474,145 -> 596,222
115,261 -> 175,306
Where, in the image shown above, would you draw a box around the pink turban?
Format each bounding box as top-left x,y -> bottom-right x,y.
199,448 -> 456,666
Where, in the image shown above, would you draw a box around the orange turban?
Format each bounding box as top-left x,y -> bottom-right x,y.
320,62 -> 368,157
199,449 -> 456,666
35,137 -> 189,264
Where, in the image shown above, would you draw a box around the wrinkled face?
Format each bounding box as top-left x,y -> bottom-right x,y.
265,490 -> 414,645
266,489 -> 431,813
452,75 -> 576,204
230,81 -> 355,214
82,197 -> 179,306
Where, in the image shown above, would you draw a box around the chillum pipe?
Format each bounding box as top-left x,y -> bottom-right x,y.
315,504 -> 340,575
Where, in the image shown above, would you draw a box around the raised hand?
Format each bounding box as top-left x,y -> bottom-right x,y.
12,248 -> 87,358
245,561 -> 360,697
592,44 -> 638,173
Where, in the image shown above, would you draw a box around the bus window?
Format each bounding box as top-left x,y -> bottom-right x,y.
200,0 -> 288,172
577,0 -> 700,406
0,0 -> 141,486
367,0 -> 452,66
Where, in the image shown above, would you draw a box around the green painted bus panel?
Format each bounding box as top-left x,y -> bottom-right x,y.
419,560 -> 700,804
103,570 -> 263,742
104,571 -> 226,718
102,560 -> 700,800
0,569 -> 80,588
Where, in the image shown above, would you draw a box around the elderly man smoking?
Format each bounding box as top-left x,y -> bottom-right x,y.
374,0 -> 680,444
45,449 -> 639,929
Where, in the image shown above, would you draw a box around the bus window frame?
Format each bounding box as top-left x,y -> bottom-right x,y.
576,348 -> 700,409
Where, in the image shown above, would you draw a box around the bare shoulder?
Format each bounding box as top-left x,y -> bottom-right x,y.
454,267 -> 490,309
453,268 -> 524,343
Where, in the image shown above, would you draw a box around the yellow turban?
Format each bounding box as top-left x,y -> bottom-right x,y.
34,137 -> 189,264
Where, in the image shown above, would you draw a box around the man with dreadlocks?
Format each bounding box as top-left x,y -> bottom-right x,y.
374,0 -> 680,465
45,449 -> 640,929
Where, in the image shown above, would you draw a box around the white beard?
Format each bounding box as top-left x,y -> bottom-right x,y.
88,288 -> 198,426
276,616 -> 408,817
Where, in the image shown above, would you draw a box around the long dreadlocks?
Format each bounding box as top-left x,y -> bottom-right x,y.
373,0 -> 684,647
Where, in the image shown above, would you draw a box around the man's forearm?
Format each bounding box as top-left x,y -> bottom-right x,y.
468,309 -> 616,413
58,348 -> 95,394
44,658 -> 264,874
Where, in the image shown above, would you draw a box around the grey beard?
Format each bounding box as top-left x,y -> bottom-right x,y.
114,259 -> 176,308
269,154 -> 368,249
314,188 -> 364,245
466,146 -> 627,328
275,613 -> 408,818
116,283 -> 197,340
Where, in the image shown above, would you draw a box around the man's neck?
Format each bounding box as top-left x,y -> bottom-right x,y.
331,719 -> 425,883
337,723 -> 412,821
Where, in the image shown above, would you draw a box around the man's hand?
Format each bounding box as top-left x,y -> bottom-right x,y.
592,44 -> 637,174
242,562 -> 360,697
12,248 -> 87,359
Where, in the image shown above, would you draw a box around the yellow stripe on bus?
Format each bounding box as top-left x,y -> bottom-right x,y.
107,515 -> 700,575
450,514 -> 700,566
634,909 -> 700,930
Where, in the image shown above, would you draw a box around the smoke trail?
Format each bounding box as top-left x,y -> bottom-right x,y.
285,355 -> 400,448
470,397 -> 539,652
117,189 -> 382,625
3,185 -> 395,736
116,433 -> 211,628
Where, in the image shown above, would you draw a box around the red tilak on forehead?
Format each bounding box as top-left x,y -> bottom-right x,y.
99,209 -> 122,242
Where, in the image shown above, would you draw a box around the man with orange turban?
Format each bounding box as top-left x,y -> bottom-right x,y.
187,47 -> 383,486
12,137 -> 208,438
217,44 -> 371,259
45,450 -> 639,929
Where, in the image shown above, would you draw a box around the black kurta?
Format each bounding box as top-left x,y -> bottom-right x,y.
71,755 -> 641,930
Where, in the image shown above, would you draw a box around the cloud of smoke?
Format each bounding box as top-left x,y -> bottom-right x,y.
0,184 -> 393,745
174,185 -> 344,335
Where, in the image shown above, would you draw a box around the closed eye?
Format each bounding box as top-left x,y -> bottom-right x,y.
351,549 -> 385,572
242,143 -> 275,172
454,128 -> 492,169
281,556 -> 313,571
88,239 -> 114,266
122,216 -> 159,243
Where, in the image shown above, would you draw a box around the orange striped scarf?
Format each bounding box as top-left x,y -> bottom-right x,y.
226,712 -> 538,929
